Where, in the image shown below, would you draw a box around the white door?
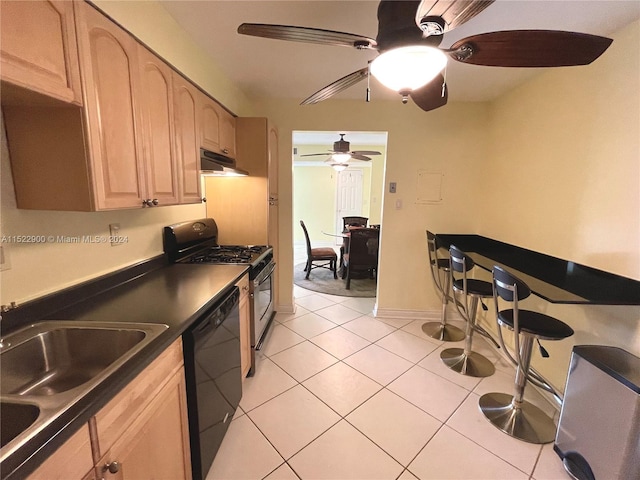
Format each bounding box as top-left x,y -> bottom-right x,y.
335,169 -> 363,239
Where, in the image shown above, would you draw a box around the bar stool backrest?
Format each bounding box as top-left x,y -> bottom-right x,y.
449,245 -> 475,273
492,265 -> 531,302
426,230 -> 445,292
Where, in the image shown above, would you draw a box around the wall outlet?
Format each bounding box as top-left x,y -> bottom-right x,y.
0,245 -> 11,271
389,182 -> 397,193
109,223 -> 121,246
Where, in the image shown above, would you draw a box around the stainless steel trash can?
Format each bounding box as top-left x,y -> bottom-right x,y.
554,345 -> 640,480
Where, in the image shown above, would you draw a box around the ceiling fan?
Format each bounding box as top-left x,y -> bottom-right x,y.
238,0 -> 613,112
299,134 -> 381,171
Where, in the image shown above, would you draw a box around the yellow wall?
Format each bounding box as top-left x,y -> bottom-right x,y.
473,19 -> 640,390
253,98 -> 490,313
293,165 -> 338,244
0,1 -> 251,304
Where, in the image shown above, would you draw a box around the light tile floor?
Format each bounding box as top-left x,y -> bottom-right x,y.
207,286 -> 572,480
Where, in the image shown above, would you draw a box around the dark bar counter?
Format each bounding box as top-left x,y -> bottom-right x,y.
436,234 -> 640,305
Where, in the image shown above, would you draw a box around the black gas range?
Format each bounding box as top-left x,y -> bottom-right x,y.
163,219 -> 273,279
163,218 -> 276,367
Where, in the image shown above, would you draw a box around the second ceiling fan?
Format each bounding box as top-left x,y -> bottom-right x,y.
300,134 -> 382,171
238,0 -> 613,112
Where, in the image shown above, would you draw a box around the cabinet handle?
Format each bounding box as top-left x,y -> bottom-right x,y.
222,148 -> 229,154
152,198 -> 159,206
201,197 -> 207,203
103,461 -> 120,474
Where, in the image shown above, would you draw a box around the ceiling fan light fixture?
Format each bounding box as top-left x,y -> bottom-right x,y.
370,46 -> 447,93
331,153 -> 351,163
330,163 -> 348,172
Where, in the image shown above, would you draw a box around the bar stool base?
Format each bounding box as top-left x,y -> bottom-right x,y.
421,322 -> 465,342
440,348 -> 495,377
478,392 -> 556,444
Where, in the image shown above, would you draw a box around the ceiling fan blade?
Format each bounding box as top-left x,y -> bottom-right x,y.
415,0 -> 494,33
238,23 -> 377,49
301,67 -> 369,105
410,73 -> 448,112
449,30 -> 613,67
351,150 -> 382,155
300,152 -> 333,157
351,154 -> 373,161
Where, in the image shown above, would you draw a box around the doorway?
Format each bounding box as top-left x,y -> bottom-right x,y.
292,130 -> 387,265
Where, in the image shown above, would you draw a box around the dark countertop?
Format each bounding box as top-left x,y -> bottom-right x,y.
436,234 -> 640,305
1,261 -> 249,480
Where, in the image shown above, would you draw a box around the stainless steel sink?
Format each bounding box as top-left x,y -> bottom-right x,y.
2,327 -> 148,396
0,321 -> 168,463
0,402 -> 40,449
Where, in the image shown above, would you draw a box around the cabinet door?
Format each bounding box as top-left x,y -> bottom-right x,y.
75,1 -> 146,210
173,73 -> 202,204
0,0 -> 81,104
236,274 -> 252,379
137,45 -> 179,206
199,93 -> 221,152
27,424 -> 93,480
99,370 -> 191,480
218,107 -> 236,158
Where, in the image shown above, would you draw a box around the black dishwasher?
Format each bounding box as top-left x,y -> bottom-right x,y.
182,286 -> 241,480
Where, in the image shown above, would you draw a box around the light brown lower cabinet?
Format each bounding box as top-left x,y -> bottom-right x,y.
26,338 -> 191,480
237,273 -> 251,379
27,424 -> 93,480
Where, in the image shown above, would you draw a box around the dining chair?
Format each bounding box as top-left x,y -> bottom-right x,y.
342,216 -> 368,232
300,220 -> 338,279
343,228 -> 379,289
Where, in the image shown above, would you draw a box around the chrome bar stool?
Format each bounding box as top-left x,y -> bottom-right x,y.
422,231 -> 465,342
440,245 -> 498,377
479,265 -> 574,444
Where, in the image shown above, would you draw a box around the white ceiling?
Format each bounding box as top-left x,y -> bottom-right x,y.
159,1 -> 640,104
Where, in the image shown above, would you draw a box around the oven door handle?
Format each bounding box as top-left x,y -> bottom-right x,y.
256,262 -> 276,286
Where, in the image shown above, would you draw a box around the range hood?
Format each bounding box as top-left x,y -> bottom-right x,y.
200,148 -> 248,177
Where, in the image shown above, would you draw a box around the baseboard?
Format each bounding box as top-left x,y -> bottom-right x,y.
276,303 -> 296,314
373,308 -> 463,322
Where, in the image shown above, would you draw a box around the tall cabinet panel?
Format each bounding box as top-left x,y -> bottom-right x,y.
137,45 -> 179,206
75,1 -> 145,210
205,117 -> 278,247
0,0 -> 82,104
173,73 -> 202,204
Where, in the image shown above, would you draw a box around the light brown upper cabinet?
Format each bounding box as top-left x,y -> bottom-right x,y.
199,93 -> 221,153
219,107 -> 237,159
3,1 -> 206,211
75,1 -> 147,210
137,45 -> 180,206
173,72 -> 202,204
0,0 -> 82,105
198,92 -> 236,159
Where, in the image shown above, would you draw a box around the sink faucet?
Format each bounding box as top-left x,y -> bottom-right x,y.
0,301 -> 17,348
